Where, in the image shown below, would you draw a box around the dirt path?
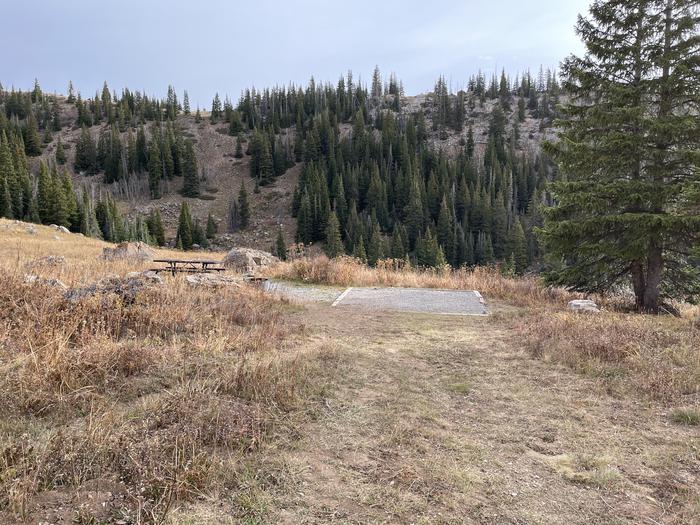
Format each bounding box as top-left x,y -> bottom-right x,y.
246,304 -> 698,525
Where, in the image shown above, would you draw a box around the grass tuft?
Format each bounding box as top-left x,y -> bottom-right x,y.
670,408 -> 700,426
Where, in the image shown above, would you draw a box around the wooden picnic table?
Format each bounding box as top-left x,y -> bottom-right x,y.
151,259 -> 226,276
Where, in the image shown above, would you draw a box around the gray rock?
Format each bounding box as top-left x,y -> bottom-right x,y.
222,247 -> 278,273
126,270 -> 163,284
24,274 -> 68,291
26,226 -> 37,235
65,274 -> 161,303
185,273 -> 241,288
102,241 -> 155,262
568,299 -> 600,313
57,226 -> 70,234
52,235 -> 61,241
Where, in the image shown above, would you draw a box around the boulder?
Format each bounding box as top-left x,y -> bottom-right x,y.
222,248 -> 278,273
49,224 -> 70,233
185,273 -> 241,288
25,225 -> 37,235
126,270 -> 164,284
568,299 -> 600,313
24,274 -> 68,291
65,274 -> 161,303
102,242 -> 155,262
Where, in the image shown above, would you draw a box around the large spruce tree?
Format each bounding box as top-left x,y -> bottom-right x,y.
541,0 -> 700,311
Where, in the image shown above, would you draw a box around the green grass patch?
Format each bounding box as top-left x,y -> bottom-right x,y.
447,381 -> 471,394
670,408 -> 700,426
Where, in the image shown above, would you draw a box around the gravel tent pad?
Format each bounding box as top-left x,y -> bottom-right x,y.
332,286 -> 488,316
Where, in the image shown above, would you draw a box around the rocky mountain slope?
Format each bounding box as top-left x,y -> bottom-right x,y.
29,90 -> 557,252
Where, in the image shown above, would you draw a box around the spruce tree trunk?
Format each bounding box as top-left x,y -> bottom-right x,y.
643,243 -> 664,313
631,261 -> 646,311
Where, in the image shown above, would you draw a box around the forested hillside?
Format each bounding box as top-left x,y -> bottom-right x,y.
0,67 -> 562,270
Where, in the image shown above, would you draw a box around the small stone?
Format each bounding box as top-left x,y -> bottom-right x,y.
26,225 -> 37,235
52,235 -> 61,241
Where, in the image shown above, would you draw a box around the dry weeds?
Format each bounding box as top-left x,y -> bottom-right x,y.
1,221 -> 698,524
520,310 -> 700,402
0,220 -> 332,523
268,255 -> 578,307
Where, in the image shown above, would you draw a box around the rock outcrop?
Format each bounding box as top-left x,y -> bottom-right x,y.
102,242 -> 155,262
568,299 -> 600,313
24,274 -> 68,291
222,248 -> 278,273
185,273 -> 241,288
65,274 -> 161,303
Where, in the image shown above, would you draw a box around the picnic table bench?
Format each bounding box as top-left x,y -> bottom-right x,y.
151,259 -> 226,276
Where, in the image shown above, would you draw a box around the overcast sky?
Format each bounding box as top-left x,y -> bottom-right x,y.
1,0 -> 590,107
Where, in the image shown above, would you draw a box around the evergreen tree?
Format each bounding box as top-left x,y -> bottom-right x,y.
55,138 -> 66,165
192,219 -> 206,247
234,135 -> 244,158
36,161 -> 52,223
67,80 -> 76,103
324,210 -> 344,258
353,235 -> 367,262
176,201 -> 194,250
238,181 -> 250,228
181,139 -> 200,197
275,226 -> 287,260
390,224 -> 406,259
74,126 -> 97,174
541,0 -> 700,311
147,139 -> 162,199
506,219 -> 528,274
147,208 -> 166,245
60,168 -> 79,229
23,113 -> 42,156
183,90 -> 191,115
206,212 -> 217,239
210,93 -> 222,123
367,220 -> 383,266
436,196 -> 454,262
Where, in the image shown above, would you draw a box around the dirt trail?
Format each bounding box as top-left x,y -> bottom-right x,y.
248,304 -> 698,525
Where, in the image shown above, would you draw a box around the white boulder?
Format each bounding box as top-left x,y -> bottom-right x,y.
102,242 -> 155,262
222,247 -> 278,273
568,299 -> 600,313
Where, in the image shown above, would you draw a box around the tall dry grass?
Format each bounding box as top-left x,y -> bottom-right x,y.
0,220 -> 333,523
267,255 -> 579,307
519,310 -> 700,401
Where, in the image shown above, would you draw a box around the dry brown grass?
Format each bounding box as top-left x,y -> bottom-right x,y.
0,220 -> 332,523
267,255 -> 578,307
519,309 -> 700,402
